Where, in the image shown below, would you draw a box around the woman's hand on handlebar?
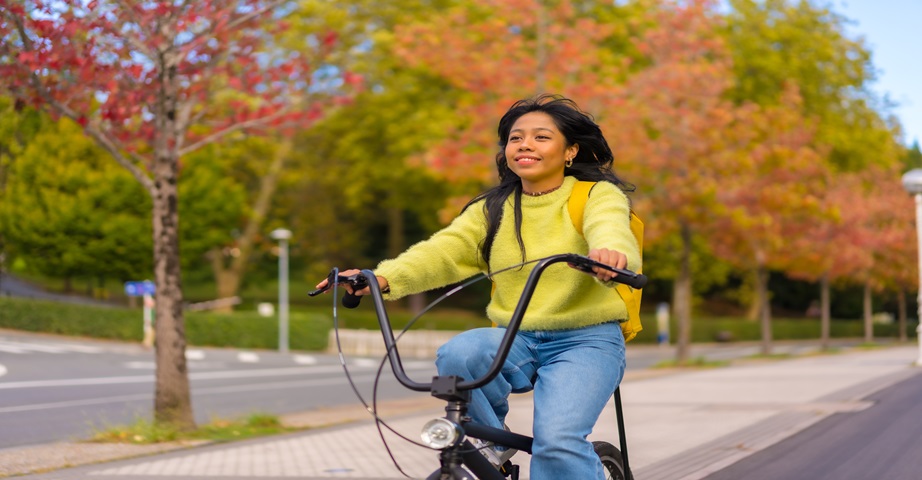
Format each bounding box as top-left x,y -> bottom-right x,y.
313,269 -> 389,296
583,248 -> 627,282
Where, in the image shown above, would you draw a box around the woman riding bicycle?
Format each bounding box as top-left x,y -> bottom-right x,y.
317,94 -> 640,480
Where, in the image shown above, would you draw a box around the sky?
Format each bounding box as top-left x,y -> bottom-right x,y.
832,0 -> 921,147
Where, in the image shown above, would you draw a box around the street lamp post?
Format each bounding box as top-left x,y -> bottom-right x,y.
901,169 -> 922,366
270,228 -> 292,354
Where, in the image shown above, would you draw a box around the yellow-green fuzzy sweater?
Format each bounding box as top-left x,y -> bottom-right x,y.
375,176 -> 641,331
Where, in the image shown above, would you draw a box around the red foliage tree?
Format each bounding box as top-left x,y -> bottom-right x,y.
604,0 -> 773,362
0,0 -> 350,427
709,87 -> 828,354
392,0 -> 627,185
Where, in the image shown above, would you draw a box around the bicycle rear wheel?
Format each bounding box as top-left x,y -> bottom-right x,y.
593,441 -> 632,480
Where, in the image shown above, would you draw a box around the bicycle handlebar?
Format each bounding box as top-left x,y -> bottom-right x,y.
313,254 -> 646,393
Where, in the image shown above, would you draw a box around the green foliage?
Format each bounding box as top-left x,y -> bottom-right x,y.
724,0 -> 901,172
904,141 -> 922,170
0,101 -> 260,285
0,114 -> 152,280
628,313 -> 910,344
176,142 -> 250,274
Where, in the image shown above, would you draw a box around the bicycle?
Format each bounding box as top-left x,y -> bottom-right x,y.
310,253 -> 646,480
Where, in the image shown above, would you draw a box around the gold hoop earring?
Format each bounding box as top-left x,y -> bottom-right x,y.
565,158 -> 574,168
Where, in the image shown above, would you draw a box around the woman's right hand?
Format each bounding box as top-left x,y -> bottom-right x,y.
314,269 -> 389,296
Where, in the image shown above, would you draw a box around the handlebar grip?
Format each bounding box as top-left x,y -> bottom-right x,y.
617,272 -> 648,289
564,254 -> 647,289
341,274 -> 369,309
342,291 -> 362,309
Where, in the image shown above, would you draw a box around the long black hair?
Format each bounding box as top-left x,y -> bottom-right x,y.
464,94 -> 634,268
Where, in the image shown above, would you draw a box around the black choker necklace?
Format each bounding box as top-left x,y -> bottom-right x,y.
522,184 -> 562,197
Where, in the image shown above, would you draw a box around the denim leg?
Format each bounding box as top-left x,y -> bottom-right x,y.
435,327 -> 537,430
529,323 -> 626,480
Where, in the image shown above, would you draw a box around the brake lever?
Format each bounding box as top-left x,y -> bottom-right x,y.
564,254 -> 648,289
308,273 -> 369,308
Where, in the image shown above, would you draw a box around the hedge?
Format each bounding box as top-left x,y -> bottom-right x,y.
0,296 -> 915,349
0,297 -> 330,351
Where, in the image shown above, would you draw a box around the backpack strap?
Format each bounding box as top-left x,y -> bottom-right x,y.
567,180 -> 644,342
568,181 -> 595,235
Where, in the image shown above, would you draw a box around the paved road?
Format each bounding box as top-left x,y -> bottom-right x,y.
0,330 -> 436,449
702,368 -> 922,480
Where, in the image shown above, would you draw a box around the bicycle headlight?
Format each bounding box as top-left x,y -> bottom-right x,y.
420,418 -> 462,449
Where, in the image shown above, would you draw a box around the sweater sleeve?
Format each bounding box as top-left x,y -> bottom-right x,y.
581,182 -> 641,274
374,202 -> 487,300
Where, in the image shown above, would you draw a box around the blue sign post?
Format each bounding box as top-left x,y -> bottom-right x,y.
124,281 -> 156,347
124,281 -> 156,297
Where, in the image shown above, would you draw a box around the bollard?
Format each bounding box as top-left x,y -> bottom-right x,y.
917,323 -> 922,367
656,302 -> 670,346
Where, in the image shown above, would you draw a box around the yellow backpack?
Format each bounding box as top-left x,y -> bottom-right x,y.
568,181 -> 644,342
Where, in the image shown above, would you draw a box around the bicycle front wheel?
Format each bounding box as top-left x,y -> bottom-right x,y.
593,441 -> 631,480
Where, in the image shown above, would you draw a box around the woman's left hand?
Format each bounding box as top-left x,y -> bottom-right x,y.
587,248 -> 627,282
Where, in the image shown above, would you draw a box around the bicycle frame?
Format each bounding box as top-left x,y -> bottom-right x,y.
358,253 -> 641,479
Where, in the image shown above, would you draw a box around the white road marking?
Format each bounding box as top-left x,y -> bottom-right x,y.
124,361 -> 156,369
185,349 -> 206,360
237,352 -> 260,363
0,371 -> 433,414
0,364 -> 6,378
0,392 -> 152,413
0,342 -> 66,353
352,358 -> 379,368
293,355 -> 318,365
0,361 -> 434,390
0,344 -> 28,353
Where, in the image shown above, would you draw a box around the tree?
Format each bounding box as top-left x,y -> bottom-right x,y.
392,0 -> 636,188
0,0 -> 348,428
722,0 -> 904,350
0,113 -> 152,285
710,88 -> 828,355
724,0 -> 897,172
0,95 -> 43,278
905,141 -> 922,170
783,169 -> 873,349
603,0 -> 765,363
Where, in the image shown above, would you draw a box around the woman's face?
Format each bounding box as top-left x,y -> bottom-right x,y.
505,111 -> 578,193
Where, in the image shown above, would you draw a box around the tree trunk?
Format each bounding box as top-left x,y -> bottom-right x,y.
820,272 -> 831,350
151,157 -> 194,429
211,141 -> 291,312
863,281 -> 873,344
898,289 -> 908,342
745,272 -> 760,322
755,263 -> 772,355
674,223 -> 693,364
387,205 -> 426,314
150,57 -> 194,430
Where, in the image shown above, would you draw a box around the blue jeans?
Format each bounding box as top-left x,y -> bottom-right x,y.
435,322 -> 626,480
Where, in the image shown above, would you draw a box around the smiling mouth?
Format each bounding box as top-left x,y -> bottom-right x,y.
515,157 -> 540,164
